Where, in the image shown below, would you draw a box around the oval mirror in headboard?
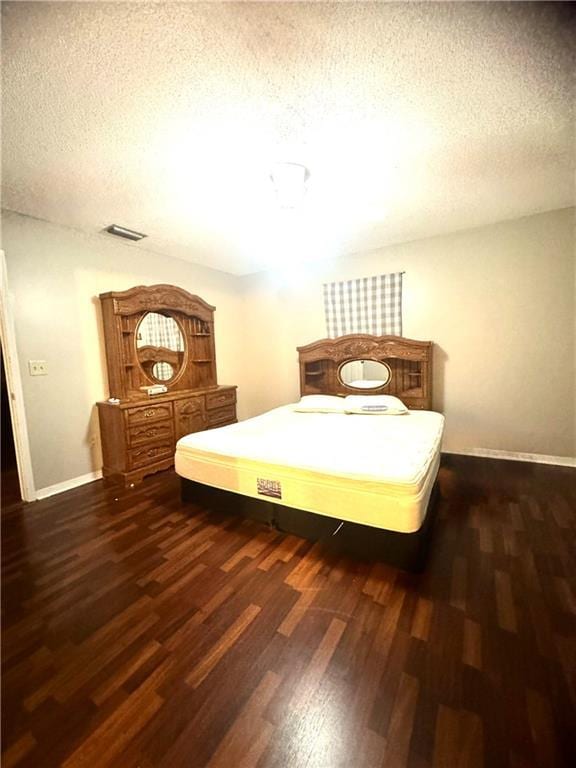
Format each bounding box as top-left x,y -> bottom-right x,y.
338,359 -> 391,390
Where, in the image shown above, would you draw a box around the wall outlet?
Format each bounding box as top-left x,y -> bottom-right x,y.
28,360 -> 48,376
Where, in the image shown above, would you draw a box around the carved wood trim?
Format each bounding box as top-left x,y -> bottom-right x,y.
137,346 -> 184,366
297,334 -> 430,362
100,284 -> 215,321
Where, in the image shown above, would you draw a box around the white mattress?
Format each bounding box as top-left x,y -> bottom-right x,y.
175,406 -> 444,534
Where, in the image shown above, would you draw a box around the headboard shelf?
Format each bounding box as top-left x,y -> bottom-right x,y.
297,334 -> 433,410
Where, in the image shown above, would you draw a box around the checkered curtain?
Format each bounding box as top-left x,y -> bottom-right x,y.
139,313 -> 183,351
323,272 -> 403,338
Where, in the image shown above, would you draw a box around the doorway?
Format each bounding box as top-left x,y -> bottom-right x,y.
1,343 -> 21,507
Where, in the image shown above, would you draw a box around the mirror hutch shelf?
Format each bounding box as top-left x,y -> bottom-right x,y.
96,284 -> 237,487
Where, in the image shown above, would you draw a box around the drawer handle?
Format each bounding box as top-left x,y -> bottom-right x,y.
133,446 -> 167,459
144,410 -> 156,418
133,426 -> 165,438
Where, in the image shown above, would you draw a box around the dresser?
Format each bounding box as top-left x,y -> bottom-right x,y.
97,385 -> 236,486
96,284 -> 237,487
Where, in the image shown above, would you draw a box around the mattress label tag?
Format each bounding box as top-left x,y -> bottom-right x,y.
257,478 -> 282,499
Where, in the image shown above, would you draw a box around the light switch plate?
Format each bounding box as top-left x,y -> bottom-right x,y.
29,360 -> 48,376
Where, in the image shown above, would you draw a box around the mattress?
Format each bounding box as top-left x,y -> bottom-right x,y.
175,406 -> 444,534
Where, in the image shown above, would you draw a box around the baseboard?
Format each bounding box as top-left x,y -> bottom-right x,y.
35,470 -> 103,500
444,448 -> 576,468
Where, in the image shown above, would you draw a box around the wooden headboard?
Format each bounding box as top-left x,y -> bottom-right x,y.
297,334 -> 433,410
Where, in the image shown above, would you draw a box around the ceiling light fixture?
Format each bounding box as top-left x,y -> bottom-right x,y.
270,162 -> 310,209
104,224 -> 147,241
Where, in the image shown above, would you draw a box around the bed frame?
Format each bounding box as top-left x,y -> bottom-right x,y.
298,334 -> 433,409
181,478 -> 438,572
180,334 -> 439,572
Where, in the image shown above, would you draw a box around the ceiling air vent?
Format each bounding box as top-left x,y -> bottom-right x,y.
104,224 -> 147,241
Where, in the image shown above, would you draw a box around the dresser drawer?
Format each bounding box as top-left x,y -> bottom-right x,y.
207,404 -> 236,427
128,419 -> 174,447
206,389 -> 236,411
126,402 -> 173,425
128,441 -> 174,470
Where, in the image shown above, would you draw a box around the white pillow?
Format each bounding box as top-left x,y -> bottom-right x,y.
343,395 -> 408,415
292,395 -> 346,413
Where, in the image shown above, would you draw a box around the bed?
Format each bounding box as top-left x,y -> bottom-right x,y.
176,334 -> 443,571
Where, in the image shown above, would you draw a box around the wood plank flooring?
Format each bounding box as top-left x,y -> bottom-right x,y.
2,455 -> 575,767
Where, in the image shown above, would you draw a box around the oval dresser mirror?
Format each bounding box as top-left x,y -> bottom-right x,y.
339,359 -> 391,390
136,312 -> 185,383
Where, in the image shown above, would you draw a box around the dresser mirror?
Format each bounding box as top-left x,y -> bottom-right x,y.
136,311 -> 185,383
99,284 -> 219,399
338,359 -> 391,390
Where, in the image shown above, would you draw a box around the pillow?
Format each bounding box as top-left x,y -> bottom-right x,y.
343,395 -> 408,415
292,395 -> 346,413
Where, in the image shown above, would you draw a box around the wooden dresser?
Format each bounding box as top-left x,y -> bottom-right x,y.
96,284 -> 237,486
97,385 -> 236,486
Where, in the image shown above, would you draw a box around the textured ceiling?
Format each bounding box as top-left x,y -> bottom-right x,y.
2,1 -> 575,275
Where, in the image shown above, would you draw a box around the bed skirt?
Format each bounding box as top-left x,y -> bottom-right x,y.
180,478 -> 439,572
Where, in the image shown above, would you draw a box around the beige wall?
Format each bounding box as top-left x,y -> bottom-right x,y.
1,210 -> 246,490
239,208 -> 576,458
2,207 -> 574,493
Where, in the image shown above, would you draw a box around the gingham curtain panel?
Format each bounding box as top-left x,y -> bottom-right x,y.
323,272 -> 403,338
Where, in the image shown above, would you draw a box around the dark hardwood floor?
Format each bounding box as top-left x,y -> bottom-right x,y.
1,456 -> 575,768
1,466 -> 21,510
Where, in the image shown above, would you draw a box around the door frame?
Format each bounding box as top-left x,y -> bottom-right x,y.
0,250 -> 36,502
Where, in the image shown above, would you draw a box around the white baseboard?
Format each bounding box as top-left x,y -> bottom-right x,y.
35,470 -> 103,500
444,448 -> 576,468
